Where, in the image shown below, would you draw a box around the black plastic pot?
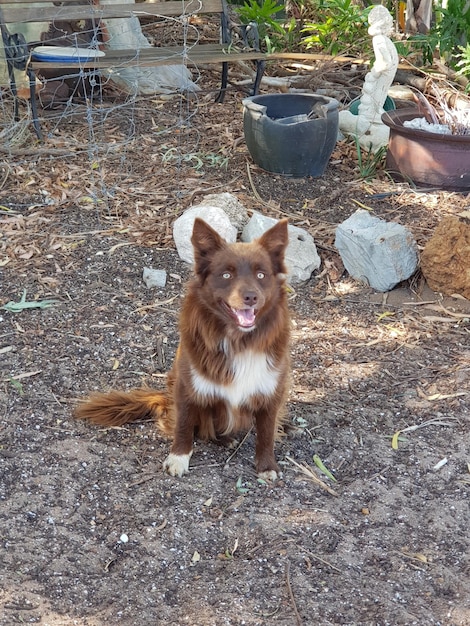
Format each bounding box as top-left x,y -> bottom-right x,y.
382,108 -> 470,190
243,94 -> 339,178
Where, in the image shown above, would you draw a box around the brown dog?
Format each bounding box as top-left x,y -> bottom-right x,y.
75,218 -> 290,480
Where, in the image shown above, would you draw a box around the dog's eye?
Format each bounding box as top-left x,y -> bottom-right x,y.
222,272 -> 232,280
257,272 -> 265,279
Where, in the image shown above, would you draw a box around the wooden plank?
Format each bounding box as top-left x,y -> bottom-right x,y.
28,47 -> 377,72
29,45 -> 266,70
0,1 -> 104,3
0,0 -> 223,23
29,49 -> 409,74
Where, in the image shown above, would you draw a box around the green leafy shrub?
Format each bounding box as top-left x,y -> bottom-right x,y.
455,43 -> 470,87
434,0 -> 469,57
236,0 -> 286,51
236,0 -> 285,30
402,0 -> 470,69
301,0 -> 372,57
395,32 -> 440,66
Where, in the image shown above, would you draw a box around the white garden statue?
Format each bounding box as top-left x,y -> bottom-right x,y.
338,5 -> 398,153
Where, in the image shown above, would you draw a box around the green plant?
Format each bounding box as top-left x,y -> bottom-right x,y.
434,0 -> 470,59
1,289 -> 58,312
273,16 -> 301,51
398,0 -> 469,71
395,32 -> 440,66
236,0 -> 285,37
456,42 -> 470,87
354,139 -> 387,180
234,0 -> 301,52
235,476 -> 251,494
387,1 -> 470,71
259,17 -> 304,53
161,147 -> 229,170
301,0 -> 372,57
9,377 -> 24,396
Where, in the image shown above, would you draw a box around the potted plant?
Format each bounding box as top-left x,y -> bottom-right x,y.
381,85 -> 470,190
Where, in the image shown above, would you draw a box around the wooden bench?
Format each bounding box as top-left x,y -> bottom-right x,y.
0,0 -> 268,138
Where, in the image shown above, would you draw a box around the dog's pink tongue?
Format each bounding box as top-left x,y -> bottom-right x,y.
234,307 -> 256,327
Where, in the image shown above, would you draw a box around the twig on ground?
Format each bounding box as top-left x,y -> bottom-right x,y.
399,416 -> 460,434
303,550 -> 342,573
391,416 -> 460,449
224,428 -> 253,466
285,560 -> 303,626
128,474 -> 157,487
132,295 -> 179,314
286,456 -> 339,497
245,163 -> 299,219
0,162 -> 10,190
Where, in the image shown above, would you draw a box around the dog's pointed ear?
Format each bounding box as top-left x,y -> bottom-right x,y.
258,219 -> 289,276
191,218 -> 227,279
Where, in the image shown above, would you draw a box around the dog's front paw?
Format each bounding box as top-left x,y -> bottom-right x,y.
257,469 -> 279,482
163,452 -> 192,477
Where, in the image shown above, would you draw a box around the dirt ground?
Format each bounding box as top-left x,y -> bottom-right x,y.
1,67 -> 470,626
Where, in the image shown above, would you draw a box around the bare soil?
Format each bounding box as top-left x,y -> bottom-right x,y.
1,72 -> 469,626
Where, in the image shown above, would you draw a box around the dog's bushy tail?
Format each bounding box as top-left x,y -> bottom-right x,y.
74,388 -> 174,436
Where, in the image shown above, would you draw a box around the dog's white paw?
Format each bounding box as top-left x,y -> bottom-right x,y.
257,469 -> 279,482
226,438 -> 240,450
163,452 -> 192,477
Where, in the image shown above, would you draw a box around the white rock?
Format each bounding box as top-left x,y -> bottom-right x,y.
403,117 -> 452,135
241,212 -> 321,284
335,209 -> 418,292
143,268 -> 167,288
201,193 -> 249,231
173,206 -> 237,264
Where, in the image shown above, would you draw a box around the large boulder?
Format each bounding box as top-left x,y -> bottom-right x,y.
421,217 -> 470,298
335,209 -> 418,292
173,205 -> 237,264
200,193 -> 249,231
242,211 -> 321,283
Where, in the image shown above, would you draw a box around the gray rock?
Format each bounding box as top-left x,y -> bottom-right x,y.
201,193 -> 249,231
241,212 -> 321,284
173,205 -> 237,264
335,209 -> 418,292
143,267 -> 167,288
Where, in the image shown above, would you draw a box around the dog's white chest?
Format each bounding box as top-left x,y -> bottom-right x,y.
191,350 -> 280,407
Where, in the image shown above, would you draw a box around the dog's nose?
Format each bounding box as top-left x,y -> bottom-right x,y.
243,291 -> 258,306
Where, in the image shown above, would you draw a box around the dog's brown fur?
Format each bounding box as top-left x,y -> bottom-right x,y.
75,218 -> 290,479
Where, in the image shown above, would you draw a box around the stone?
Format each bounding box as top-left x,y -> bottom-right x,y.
420,217 -> 470,299
201,193 -> 250,231
241,212 -> 321,283
143,268 -> 167,288
173,205 -> 237,264
335,209 -> 418,292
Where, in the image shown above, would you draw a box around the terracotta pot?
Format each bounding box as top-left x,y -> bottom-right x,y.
243,94 -> 339,178
382,108 -> 470,190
